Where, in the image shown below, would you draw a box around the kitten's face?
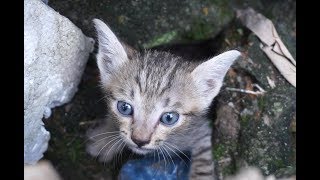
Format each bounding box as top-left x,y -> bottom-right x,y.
105,52 -> 203,154
93,19 -> 241,155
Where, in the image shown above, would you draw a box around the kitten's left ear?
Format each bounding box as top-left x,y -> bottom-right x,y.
93,19 -> 129,85
191,50 -> 241,106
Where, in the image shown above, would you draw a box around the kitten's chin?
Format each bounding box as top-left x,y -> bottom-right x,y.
129,147 -> 152,155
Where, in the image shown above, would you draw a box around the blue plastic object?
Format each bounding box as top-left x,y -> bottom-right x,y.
119,153 -> 191,180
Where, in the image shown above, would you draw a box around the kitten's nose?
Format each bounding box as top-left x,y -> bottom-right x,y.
131,137 -> 150,147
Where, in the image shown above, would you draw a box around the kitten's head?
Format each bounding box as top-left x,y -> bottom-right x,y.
94,19 -> 241,155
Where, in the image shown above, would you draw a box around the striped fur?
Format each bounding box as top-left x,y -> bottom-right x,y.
86,19 -> 241,179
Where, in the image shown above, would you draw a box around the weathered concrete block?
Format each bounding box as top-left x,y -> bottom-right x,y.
24,0 -> 94,164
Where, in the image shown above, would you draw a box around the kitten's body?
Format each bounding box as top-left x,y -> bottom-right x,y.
87,19 -> 241,180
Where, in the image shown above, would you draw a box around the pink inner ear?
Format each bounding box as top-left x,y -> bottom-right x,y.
204,79 -> 215,93
206,79 -> 215,88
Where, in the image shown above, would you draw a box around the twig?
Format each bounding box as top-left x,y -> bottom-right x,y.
79,121 -> 98,126
226,83 -> 266,95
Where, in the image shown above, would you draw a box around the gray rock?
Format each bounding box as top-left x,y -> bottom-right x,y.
41,0 -> 48,4
212,1 -> 296,178
235,33 -> 296,178
235,1 -> 296,176
24,0 -> 94,164
48,0 -> 235,49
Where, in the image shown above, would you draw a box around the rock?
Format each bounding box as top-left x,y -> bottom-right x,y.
225,167 -> 296,180
212,0 -> 296,178
24,0 -> 94,164
214,105 -> 240,140
48,0 -> 235,49
225,167 -> 266,180
212,105 -> 240,179
234,16 -> 296,178
24,160 -> 62,180
240,38 -> 295,172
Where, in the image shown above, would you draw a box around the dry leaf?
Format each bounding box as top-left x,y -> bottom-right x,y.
236,7 -> 296,87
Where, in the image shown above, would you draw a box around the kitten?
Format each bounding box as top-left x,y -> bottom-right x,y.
86,19 -> 241,180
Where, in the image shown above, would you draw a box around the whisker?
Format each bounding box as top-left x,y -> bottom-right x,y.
153,150 -> 156,164
119,141 -> 127,165
164,142 -> 191,162
81,131 -> 120,145
114,140 -> 125,169
102,138 -> 120,167
104,138 -> 123,166
128,151 -> 134,160
85,131 -> 120,140
92,134 -> 120,147
159,147 -> 167,171
152,148 -> 160,177
95,137 -> 120,162
162,145 -> 175,170
164,143 -> 188,167
157,148 -> 160,163
97,95 -> 107,103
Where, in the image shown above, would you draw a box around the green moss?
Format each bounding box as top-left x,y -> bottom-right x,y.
273,158 -> 286,169
213,144 -> 227,160
274,166 -> 296,178
222,163 -> 236,176
66,138 -> 85,163
273,102 -> 283,113
213,141 -> 238,176
208,0 -> 233,24
258,96 -> 266,111
207,0 -> 229,6
143,30 -> 178,48
240,115 -> 250,126
183,20 -> 214,40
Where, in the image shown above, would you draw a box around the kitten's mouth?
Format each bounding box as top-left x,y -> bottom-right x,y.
130,146 -> 153,155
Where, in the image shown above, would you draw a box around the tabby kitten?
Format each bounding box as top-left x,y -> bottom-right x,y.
86,19 -> 241,180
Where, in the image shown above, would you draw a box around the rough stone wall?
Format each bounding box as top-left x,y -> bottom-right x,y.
24,0 -> 94,164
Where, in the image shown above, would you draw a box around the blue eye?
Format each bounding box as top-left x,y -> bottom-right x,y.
117,101 -> 133,116
160,112 -> 179,126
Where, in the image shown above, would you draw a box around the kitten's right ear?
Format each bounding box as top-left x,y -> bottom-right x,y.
93,19 -> 128,84
191,50 -> 241,108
